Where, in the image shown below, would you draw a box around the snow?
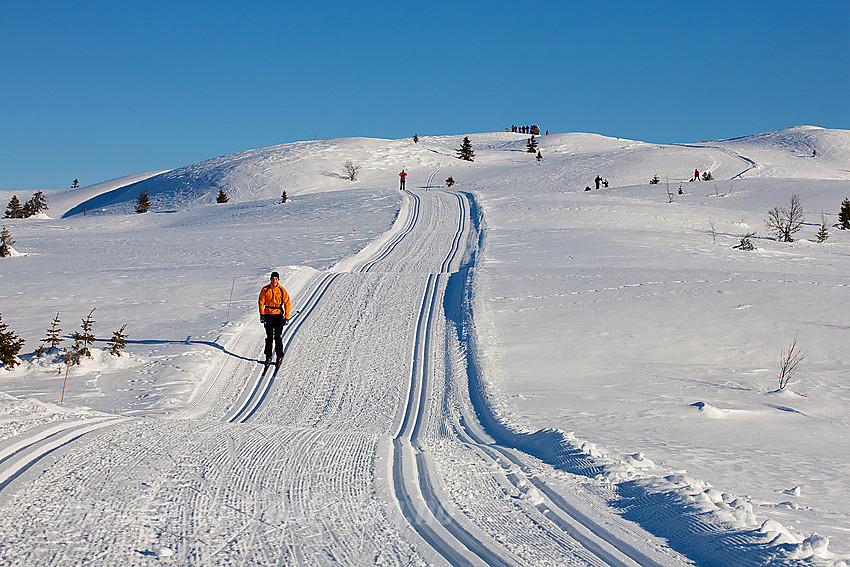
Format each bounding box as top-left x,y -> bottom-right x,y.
0,126 -> 849,565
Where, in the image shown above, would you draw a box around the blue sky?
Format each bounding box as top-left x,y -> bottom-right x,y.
2,0 -> 848,191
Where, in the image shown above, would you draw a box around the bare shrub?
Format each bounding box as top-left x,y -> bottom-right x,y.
343,160 -> 360,181
778,333 -> 805,390
765,194 -> 804,242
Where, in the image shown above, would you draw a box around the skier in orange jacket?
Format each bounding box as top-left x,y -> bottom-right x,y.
259,271 -> 291,365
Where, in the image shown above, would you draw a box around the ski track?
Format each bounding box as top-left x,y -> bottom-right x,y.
0,185 -> 812,565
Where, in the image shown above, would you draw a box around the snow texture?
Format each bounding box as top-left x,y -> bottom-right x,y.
0,125 -> 849,565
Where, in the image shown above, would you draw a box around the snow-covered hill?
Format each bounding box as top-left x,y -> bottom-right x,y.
1,126 -> 849,565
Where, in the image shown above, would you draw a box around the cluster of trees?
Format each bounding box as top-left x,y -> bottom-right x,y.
0,309 -> 129,371
5,191 -> 48,219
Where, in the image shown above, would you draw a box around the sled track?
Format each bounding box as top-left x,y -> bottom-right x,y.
224,273 -> 339,423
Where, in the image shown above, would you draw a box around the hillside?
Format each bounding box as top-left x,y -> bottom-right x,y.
1,126 -> 849,565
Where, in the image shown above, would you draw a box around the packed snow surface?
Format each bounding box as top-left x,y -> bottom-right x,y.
1,125 -> 849,566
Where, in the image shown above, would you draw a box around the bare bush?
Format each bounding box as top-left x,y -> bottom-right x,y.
765,194 -> 804,242
778,333 -> 805,390
343,160 -> 360,181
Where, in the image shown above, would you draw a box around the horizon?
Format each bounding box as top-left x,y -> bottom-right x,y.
2,0 -> 848,192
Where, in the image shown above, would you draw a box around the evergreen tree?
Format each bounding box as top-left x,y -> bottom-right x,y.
456,137 -> 475,162
135,190 -> 151,213
526,135 -> 538,153
0,226 -> 14,258
5,196 -> 23,218
649,174 -> 660,185
281,191 -> 288,203
445,176 -> 455,187
839,198 -> 850,230
216,189 -> 229,203
413,134 -> 419,143
107,324 -> 129,356
0,313 -> 25,369
21,201 -> 34,218
27,191 -> 48,215
816,215 -> 830,243
41,313 -> 63,352
72,179 -> 79,188
70,308 -> 97,359
536,150 -> 543,161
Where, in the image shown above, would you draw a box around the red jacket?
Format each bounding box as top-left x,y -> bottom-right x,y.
399,171 -> 407,180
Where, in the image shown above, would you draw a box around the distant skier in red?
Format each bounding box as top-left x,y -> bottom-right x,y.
693,168 -> 700,181
399,170 -> 407,190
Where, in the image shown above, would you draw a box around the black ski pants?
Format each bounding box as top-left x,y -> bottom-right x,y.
263,313 -> 284,359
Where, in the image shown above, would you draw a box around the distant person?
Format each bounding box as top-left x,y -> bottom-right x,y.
595,175 -> 603,190
545,130 -> 549,135
693,168 -> 700,181
603,179 -> 609,188
399,170 -> 407,190
259,271 -> 291,367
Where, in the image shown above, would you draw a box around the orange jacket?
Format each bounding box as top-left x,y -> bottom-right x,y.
259,284 -> 291,318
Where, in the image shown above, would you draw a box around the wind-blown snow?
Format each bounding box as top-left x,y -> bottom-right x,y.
1,125 -> 848,565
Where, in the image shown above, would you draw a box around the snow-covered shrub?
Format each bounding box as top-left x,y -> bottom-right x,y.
649,174 -> 660,184
216,189 -> 229,203
733,232 -> 756,251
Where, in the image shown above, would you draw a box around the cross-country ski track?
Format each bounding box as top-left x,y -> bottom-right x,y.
0,187 -> 814,565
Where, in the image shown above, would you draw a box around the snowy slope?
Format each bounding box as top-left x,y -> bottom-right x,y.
1,127 -> 849,565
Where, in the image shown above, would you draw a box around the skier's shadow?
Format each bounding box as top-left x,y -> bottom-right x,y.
91,337 -> 256,363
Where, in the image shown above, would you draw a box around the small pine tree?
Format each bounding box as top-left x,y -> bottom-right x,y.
27,191 -> 48,215
649,174 -> 660,185
816,214 -> 830,243
216,189 -> 229,203
135,190 -> 151,213
5,196 -> 23,218
536,150 -> 543,161
70,308 -> 97,359
0,313 -> 25,369
107,324 -> 129,356
21,201 -> 34,218
526,135 -> 538,153
281,191 -> 288,203
702,171 -> 713,181
839,198 -> 850,230
413,134 -> 419,143
456,137 -> 475,162
445,176 -> 455,187
41,313 -> 63,352
0,226 -> 15,258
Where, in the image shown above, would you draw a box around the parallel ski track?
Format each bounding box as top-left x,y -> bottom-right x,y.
224,273 -> 339,423
359,191 -> 421,273
0,416 -> 127,495
387,190 -> 675,566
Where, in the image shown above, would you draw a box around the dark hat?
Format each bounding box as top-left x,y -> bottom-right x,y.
271,271 -> 280,279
